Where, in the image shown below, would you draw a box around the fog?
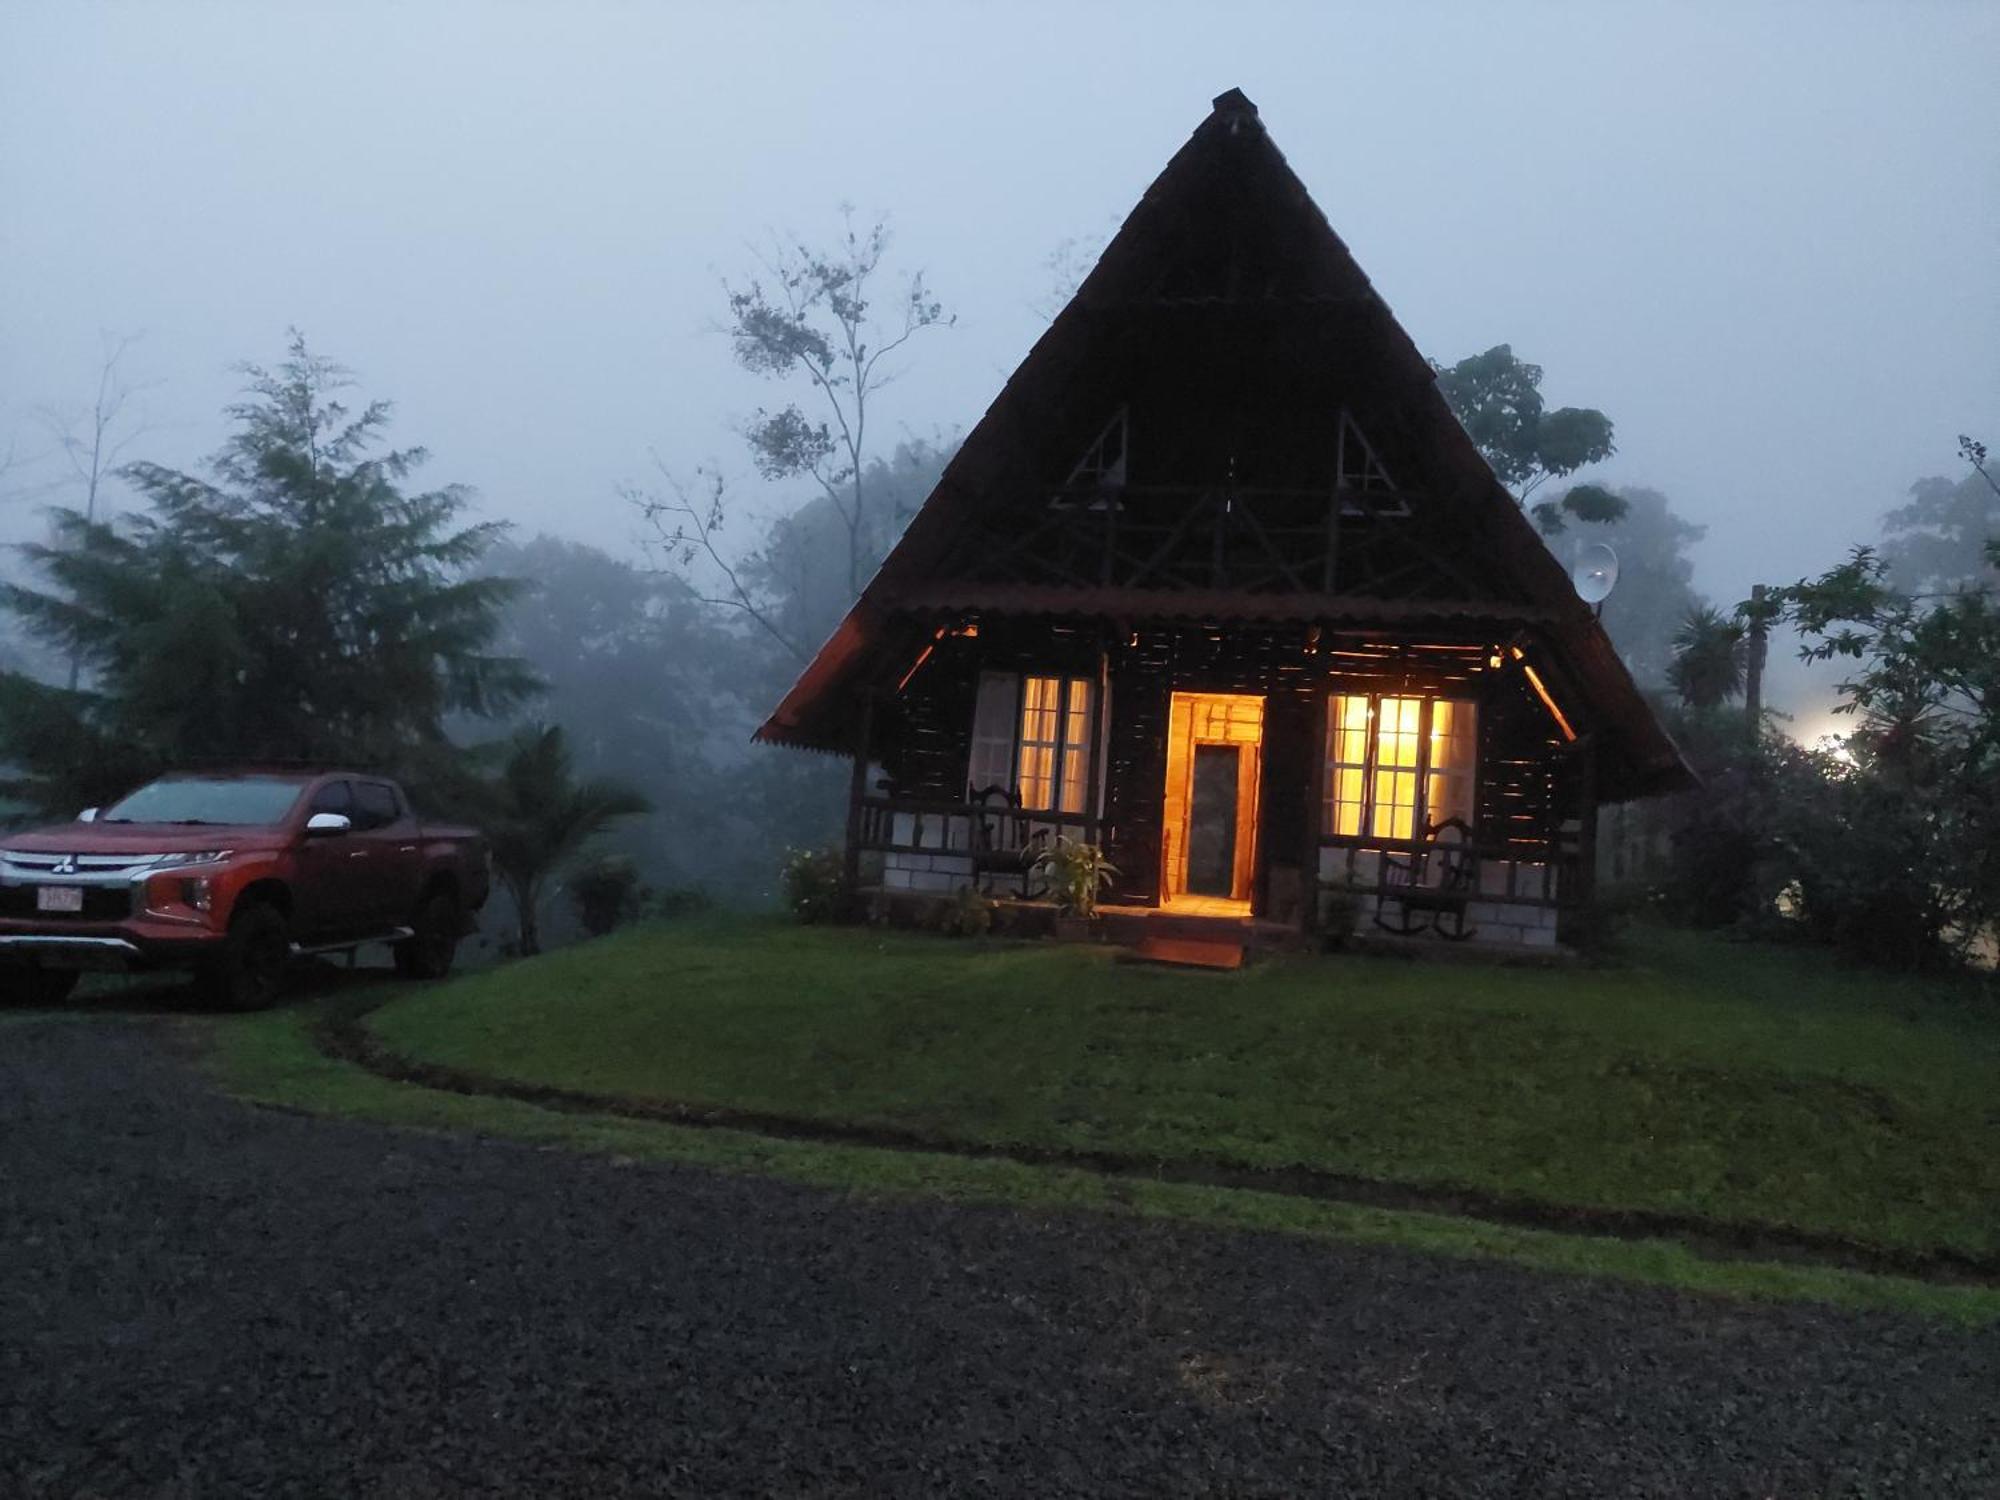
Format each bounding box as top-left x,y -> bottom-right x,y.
6,4 -> 1993,591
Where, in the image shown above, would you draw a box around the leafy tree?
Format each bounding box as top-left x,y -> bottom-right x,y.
0,333 -> 535,811
1878,434 -> 2000,596
479,723 -> 650,956
720,211 -> 951,599
1768,544 -> 1999,766
1668,606 -> 1748,709
476,533 -> 801,903
1749,541 -> 2000,966
1434,345 -> 1622,532
630,214 -> 949,656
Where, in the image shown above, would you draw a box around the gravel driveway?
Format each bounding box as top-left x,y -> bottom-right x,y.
2,1018 -> 1994,1498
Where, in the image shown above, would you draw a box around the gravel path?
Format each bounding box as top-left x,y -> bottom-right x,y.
2,1019 -> 1994,1498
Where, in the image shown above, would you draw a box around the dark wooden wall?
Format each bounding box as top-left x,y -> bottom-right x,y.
878,618 -> 1574,907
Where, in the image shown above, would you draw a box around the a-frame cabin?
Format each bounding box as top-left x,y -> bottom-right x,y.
758,89 -> 1692,950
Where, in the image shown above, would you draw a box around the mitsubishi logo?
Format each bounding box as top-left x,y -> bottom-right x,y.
51,855 -> 78,876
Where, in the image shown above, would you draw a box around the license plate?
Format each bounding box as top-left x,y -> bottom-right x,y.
36,886 -> 84,913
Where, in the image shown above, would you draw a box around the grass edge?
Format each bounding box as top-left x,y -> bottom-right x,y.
201,1004 -> 2000,1329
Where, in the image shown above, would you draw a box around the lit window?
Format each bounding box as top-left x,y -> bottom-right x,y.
1328,695 -> 1369,836
1324,695 -> 1477,841
968,672 -> 1096,813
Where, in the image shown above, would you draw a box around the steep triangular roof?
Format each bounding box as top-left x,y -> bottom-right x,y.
757,89 -> 1692,800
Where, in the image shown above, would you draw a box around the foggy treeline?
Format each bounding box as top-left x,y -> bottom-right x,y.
0,214 -> 1994,956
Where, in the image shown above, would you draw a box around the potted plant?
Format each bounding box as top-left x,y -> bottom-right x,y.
1030,835 -> 1118,941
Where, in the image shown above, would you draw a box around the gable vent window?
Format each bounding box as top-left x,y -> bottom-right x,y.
968,671 -> 1096,813
1336,411 -> 1410,517
1063,408 -> 1128,495
1326,694 -> 1477,841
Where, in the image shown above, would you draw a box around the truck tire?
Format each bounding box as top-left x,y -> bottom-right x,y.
1,966 -> 81,1007
203,903 -> 291,1012
394,887 -> 461,980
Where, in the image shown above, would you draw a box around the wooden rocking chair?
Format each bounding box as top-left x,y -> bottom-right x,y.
1375,817 -> 1481,941
968,783 -> 1047,900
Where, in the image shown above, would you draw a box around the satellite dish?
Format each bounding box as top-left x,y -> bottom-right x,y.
1572,541 -> 1620,607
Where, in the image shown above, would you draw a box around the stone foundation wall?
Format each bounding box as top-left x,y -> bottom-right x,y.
880,850 -> 978,895
1319,845 -> 1562,949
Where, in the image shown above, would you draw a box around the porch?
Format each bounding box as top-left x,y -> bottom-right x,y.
851,787 -> 1584,953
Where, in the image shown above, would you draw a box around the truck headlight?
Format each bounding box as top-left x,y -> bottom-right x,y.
143,874 -> 213,915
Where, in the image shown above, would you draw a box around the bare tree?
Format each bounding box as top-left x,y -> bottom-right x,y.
627,461 -> 806,662
1959,434 -> 1999,500
723,211 -> 950,597
37,332 -> 153,532
34,334 -> 156,688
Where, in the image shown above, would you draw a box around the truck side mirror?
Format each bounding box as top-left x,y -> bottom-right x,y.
304,812 -> 352,837
77,808 -> 98,823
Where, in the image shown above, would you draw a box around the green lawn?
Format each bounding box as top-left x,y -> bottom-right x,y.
365,916 -> 2000,1262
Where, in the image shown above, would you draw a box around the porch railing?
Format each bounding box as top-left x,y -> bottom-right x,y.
854,795 -> 1098,858
1317,835 -> 1578,909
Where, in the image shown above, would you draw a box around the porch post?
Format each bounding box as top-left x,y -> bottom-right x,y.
1084,637 -> 1109,846
1302,687 -> 1328,939
1571,733 -> 1600,921
843,690 -> 876,892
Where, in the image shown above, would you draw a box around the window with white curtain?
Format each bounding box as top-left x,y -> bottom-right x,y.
1324,694 -> 1478,840
967,671 -> 1096,813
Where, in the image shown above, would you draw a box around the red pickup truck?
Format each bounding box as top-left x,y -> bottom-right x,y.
0,769 -> 489,1010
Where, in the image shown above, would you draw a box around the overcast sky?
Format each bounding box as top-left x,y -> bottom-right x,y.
4,1 -> 1995,698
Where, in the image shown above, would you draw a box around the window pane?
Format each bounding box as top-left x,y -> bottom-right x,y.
1018,744 -> 1055,810
1429,698 -> 1477,772
1333,766 -> 1364,836
1425,700 -> 1477,831
1020,675 -> 1060,749
1427,771 -> 1473,828
1063,679 -> 1091,746
1378,697 -> 1421,767
967,671 -> 1021,796
354,782 -> 400,830
1018,675 -> 1073,812
1372,768 -> 1417,840
1059,679 -> 1093,814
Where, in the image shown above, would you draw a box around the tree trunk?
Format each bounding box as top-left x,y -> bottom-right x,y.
508,875 -> 541,957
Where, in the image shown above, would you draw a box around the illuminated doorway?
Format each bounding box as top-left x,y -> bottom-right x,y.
1160,692 -> 1264,913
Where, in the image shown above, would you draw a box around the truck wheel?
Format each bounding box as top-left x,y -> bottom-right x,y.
204,904 -> 291,1012
1,966 -> 81,1007
394,888 -> 461,980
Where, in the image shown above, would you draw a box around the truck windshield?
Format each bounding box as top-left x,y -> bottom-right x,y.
99,777 -> 312,827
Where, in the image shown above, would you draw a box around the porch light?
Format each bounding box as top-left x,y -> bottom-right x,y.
1521,663 -> 1577,742
896,643 -> 936,693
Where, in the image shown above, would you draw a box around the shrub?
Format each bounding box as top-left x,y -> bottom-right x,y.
569,856 -> 647,938
1028,836 -> 1119,917
930,884 -> 994,938
781,847 -> 847,924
